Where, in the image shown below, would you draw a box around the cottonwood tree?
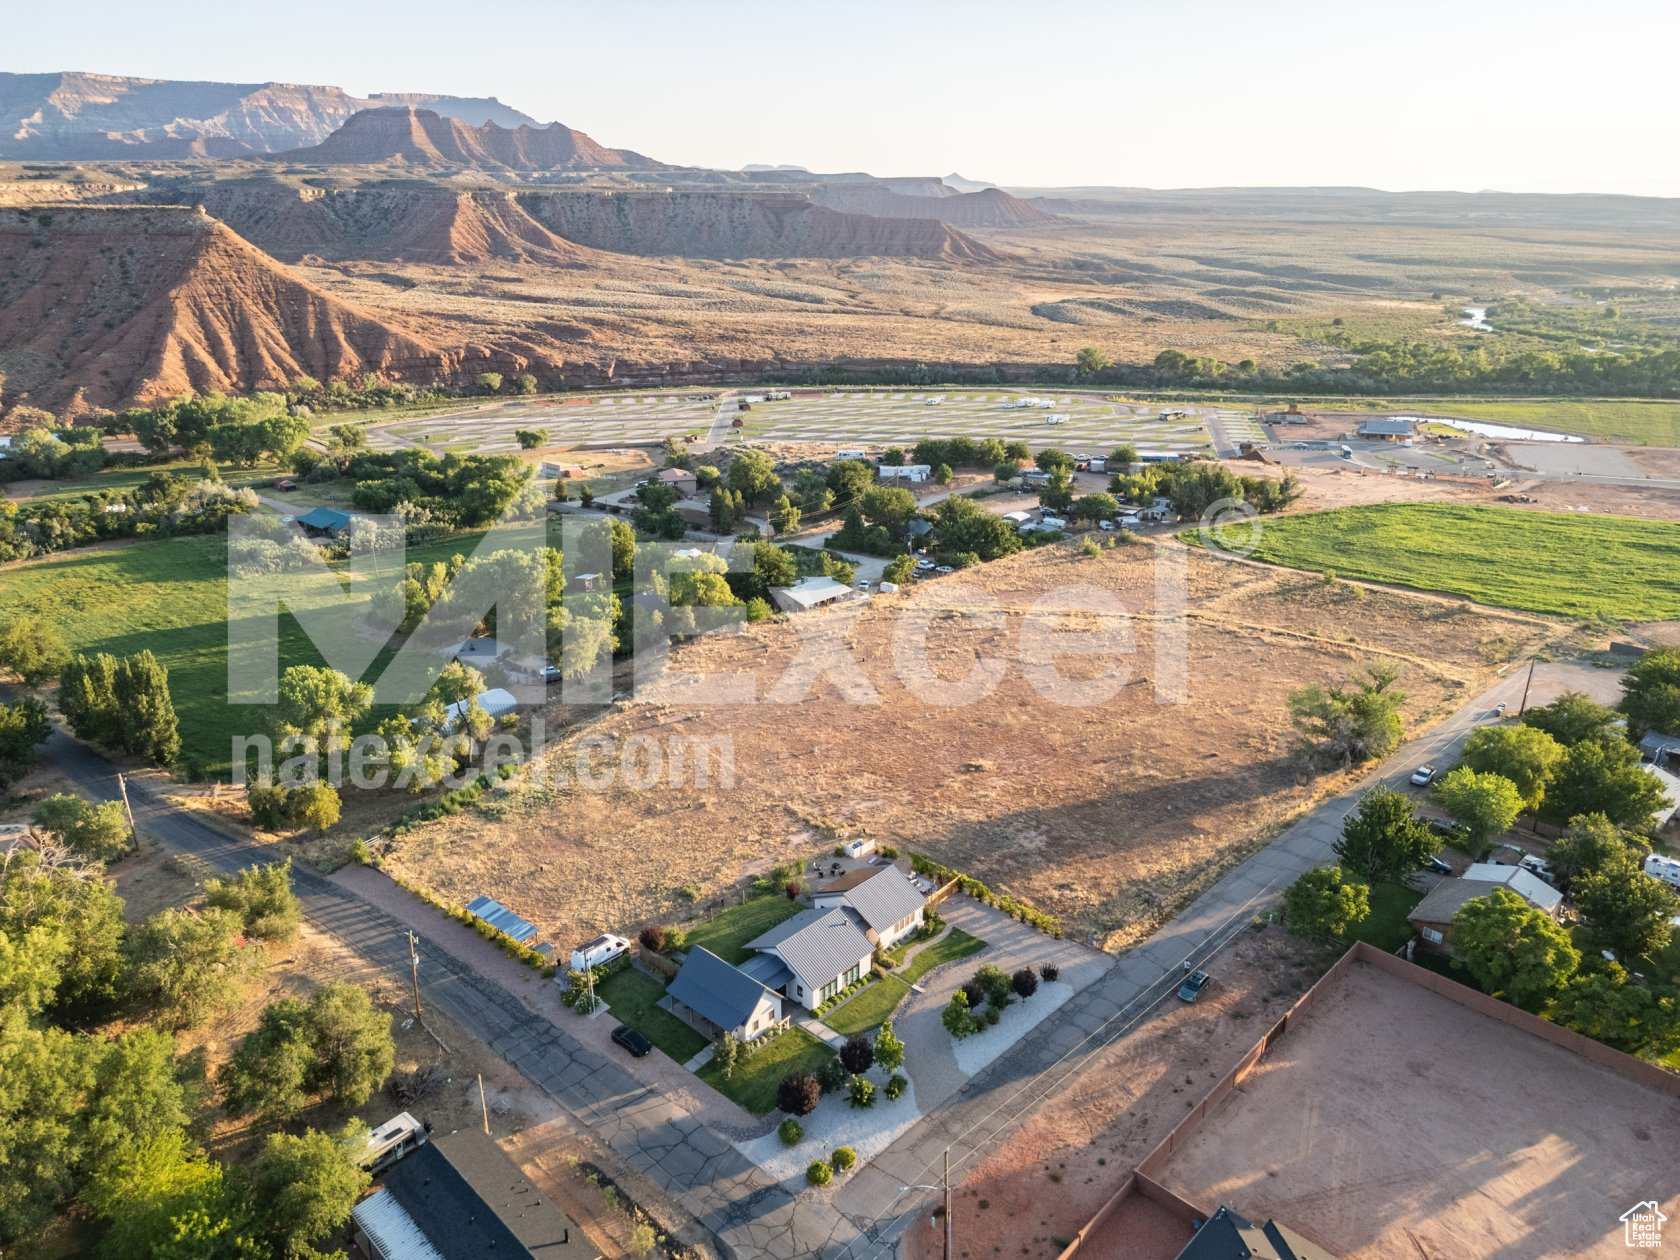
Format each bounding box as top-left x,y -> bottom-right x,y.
1547,965 -> 1680,1058
1287,664 -> 1406,767
0,840 -> 126,1011
0,615 -> 68,687
1459,724 -> 1563,811
1282,866 -> 1371,942
1549,812 -> 1642,892
0,697 -> 49,791
0,1008 -> 98,1239
274,664 -> 372,764
1334,787 -> 1435,882
1522,690 -> 1620,747
1432,767 -> 1523,845
1452,888 -> 1579,1011
1574,845 -> 1678,963
127,907 -> 256,1029
249,1123 -> 370,1257
1549,736 -> 1667,830
1619,646 -> 1680,741
726,450 -> 782,507
83,1131 -> 263,1260
86,1026 -> 192,1166
30,794 -> 130,863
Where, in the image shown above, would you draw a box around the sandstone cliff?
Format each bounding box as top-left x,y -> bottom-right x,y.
810,183 -> 1058,228
275,107 -> 668,171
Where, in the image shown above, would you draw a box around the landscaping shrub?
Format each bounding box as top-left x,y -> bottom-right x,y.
942,990 -> 979,1039
638,924 -> 667,953
831,1146 -> 857,1173
1012,968 -> 1039,1000
1039,962 -> 1060,983
974,964 -> 1013,1009
784,880 -> 802,901
874,1020 -> 906,1073
847,1075 -> 876,1109
884,1073 -> 908,1101
778,1118 -> 804,1146
817,1055 -> 849,1093
839,1033 -> 874,1075
908,853 -> 1063,938
960,979 -> 985,1009
777,1072 -> 821,1117
806,1160 -> 833,1186
983,1005 -> 1002,1026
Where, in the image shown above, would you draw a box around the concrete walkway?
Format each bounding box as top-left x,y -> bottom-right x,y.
797,1014 -> 846,1048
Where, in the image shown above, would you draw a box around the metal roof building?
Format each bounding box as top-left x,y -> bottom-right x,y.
1174,1204 -> 1338,1260
1357,418 -> 1416,438
464,895 -> 538,944
747,906 -> 873,997
296,505 -> 353,536
814,865 -> 927,937
770,576 -> 854,613
666,946 -> 783,1036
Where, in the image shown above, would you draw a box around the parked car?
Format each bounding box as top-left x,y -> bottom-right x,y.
539,664 -> 563,686
1177,970 -> 1211,1002
1409,764 -> 1436,786
855,579 -> 870,591
1494,702 -> 1508,716
1518,854 -> 1556,884
1424,855 -> 1453,875
1427,818 -> 1473,847
1098,519 -> 1117,531
611,1025 -> 652,1058
935,565 -> 955,574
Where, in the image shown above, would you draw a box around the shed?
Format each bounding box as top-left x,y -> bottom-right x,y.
464,895 -> 538,944
1644,763 -> 1680,827
1638,731 -> 1680,770
296,506 -> 352,537
448,637 -> 501,666
770,576 -> 853,613
442,687 -> 518,733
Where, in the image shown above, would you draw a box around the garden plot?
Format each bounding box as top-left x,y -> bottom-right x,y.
733,1070 -> 922,1186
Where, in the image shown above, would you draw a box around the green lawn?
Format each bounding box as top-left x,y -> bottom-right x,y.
1343,881 -> 1423,952
594,967 -> 707,1064
898,927 -> 986,985
697,1026 -> 835,1114
681,894 -> 804,965
0,529 -> 488,778
1221,503 -> 1680,621
822,975 -> 911,1035
1397,399 -> 1680,447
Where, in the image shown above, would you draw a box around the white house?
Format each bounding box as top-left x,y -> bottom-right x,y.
441,687 -> 518,733
745,907 -> 875,1010
810,865 -> 928,951
665,946 -> 785,1042
877,464 -> 932,484
770,576 -> 853,613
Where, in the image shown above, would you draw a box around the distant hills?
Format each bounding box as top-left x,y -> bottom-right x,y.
275,106 -> 669,172
0,70 -> 539,159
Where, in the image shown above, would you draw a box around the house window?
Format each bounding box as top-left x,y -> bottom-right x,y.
1421,927 -> 1444,944
844,964 -> 861,986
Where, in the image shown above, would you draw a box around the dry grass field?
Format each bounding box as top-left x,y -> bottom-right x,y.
381,541 -> 1561,952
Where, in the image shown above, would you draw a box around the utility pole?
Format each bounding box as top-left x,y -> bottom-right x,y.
943,1147 -> 952,1260
1518,657 -> 1537,715
406,931 -> 423,1021
116,773 -> 139,850
478,1073 -> 490,1135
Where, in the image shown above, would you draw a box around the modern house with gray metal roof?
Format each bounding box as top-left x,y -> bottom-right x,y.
746,906 -> 875,1010
665,946 -> 785,1042
812,865 -> 927,949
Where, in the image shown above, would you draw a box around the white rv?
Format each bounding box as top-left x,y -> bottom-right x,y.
1645,853 -> 1680,890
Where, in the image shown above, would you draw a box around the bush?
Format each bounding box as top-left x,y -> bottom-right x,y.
974,964 -> 1013,1009
1012,968 -> 1039,1000
942,990 -> 979,1040
778,1118 -> 804,1146
960,979 -> 985,1009
784,880 -> 803,900
1039,963 -> 1060,983
777,1072 -> 821,1117
638,924 -> 667,953
884,1073 -> 908,1101
839,1033 -> 874,1075
831,1146 -> 857,1173
847,1075 -> 876,1109
806,1160 -> 833,1187
816,1055 -> 849,1093
984,1005 -> 1002,1026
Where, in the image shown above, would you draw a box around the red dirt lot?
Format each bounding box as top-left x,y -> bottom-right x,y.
1153,961 -> 1680,1259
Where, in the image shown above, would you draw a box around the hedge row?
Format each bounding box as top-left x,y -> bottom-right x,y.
908,853 -> 1062,938
388,763 -> 517,835
388,872 -> 557,977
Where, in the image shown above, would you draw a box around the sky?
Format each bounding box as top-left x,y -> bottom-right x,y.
10,0 -> 1680,195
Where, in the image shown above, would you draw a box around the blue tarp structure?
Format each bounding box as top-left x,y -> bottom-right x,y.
296,506 -> 352,534
465,895 -> 538,943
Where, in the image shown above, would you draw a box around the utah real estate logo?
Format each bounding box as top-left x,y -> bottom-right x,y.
1622,1201 -> 1667,1249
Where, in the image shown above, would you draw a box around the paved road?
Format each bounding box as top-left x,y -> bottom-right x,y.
37,656 -> 1528,1259
824,665 -> 1533,1256
43,728 -> 841,1260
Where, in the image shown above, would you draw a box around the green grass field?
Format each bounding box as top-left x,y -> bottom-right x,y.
681,895 -> 804,965
1228,503 -> 1680,620
897,927 -> 987,985
0,530 -> 480,777
594,967 -> 708,1063
1343,882 -> 1423,952
697,1026 -> 834,1114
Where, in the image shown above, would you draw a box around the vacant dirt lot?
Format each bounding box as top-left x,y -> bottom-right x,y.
382,541 -> 1559,952
1154,961 -> 1680,1259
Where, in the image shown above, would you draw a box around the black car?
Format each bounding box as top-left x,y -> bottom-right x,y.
1423,855 -> 1453,875
611,1024 -> 652,1057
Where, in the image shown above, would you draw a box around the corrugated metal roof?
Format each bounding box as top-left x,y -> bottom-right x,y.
1358,418 -> 1415,435
296,506 -> 352,530
668,947 -> 779,1029
464,895 -> 538,943
1462,863 -> 1563,912
747,907 -> 873,987
821,866 -> 925,935
352,1188 -> 447,1260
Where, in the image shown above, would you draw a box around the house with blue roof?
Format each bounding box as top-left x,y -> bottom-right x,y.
665,947 -> 785,1043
